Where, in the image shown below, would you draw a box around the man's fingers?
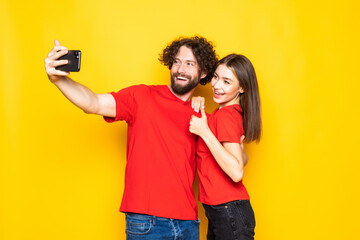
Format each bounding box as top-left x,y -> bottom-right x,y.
48,68 -> 69,76
49,48 -> 68,60
48,41 -> 67,58
240,135 -> 245,143
49,59 -> 68,68
48,47 -> 66,58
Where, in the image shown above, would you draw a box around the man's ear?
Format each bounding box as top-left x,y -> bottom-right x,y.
200,72 -> 207,79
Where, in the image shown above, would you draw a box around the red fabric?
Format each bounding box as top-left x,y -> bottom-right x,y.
104,85 -> 199,220
197,104 -> 250,205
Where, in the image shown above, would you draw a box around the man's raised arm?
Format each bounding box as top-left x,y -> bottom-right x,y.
44,40 -> 115,117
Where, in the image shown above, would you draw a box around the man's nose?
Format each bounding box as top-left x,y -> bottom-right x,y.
177,63 -> 186,73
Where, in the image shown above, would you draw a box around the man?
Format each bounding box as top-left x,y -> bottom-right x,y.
44,36 -> 218,239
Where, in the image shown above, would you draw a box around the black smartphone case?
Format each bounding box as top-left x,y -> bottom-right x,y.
56,50 -> 81,72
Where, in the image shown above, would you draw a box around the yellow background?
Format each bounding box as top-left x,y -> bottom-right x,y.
1,0 -> 359,239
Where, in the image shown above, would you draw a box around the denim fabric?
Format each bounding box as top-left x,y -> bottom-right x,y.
125,213 -> 200,240
203,200 -> 255,240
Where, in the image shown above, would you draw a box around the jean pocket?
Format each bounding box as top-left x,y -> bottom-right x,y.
230,200 -> 256,229
126,214 -> 153,235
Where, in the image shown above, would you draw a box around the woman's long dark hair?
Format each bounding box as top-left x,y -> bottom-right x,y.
218,54 -> 262,143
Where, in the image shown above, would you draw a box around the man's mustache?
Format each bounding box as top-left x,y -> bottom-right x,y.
173,73 -> 191,80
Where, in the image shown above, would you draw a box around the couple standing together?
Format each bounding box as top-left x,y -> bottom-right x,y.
44,36 -> 261,240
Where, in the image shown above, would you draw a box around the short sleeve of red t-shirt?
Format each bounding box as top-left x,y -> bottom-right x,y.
215,106 -> 244,144
103,85 -> 141,124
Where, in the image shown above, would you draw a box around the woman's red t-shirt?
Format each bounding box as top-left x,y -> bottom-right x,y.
197,104 -> 250,205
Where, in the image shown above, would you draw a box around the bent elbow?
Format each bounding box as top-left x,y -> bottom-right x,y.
231,171 -> 244,183
83,107 -> 95,114
232,176 -> 242,183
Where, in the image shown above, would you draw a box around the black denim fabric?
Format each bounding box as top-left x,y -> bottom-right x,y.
203,200 -> 255,240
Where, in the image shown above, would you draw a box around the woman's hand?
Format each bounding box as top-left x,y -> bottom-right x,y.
191,96 -> 205,113
191,109 -> 246,182
189,108 -> 209,137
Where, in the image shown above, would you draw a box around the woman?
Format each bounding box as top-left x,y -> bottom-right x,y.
190,54 -> 262,240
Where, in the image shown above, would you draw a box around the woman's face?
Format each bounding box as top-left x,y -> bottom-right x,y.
211,64 -> 244,108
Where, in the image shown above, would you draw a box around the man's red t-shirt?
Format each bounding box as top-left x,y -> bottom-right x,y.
197,104 -> 250,205
104,85 -> 199,220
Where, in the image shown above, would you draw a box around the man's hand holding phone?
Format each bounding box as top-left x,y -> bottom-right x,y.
44,40 -> 81,83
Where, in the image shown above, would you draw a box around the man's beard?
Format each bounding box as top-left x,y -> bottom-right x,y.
170,73 -> 200,95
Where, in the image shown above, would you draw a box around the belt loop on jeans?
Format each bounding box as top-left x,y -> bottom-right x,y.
151,215 -> 156,225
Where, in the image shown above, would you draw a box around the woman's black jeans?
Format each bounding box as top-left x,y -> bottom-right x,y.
203,200 -> 255,240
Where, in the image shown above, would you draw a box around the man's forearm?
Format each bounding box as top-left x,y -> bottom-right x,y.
52,76 -> 100,114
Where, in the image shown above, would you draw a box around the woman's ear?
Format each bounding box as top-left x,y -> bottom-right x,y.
239,87 -> 245,93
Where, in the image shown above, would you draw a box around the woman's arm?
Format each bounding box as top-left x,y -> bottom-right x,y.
190,108 -> 245,182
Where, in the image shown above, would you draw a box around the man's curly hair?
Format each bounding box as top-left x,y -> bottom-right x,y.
159,36 -> 218,85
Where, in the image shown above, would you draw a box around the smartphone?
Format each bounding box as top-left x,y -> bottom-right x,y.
56,50 -> 81,72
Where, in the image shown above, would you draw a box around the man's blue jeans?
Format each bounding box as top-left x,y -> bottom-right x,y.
125,213 -> 200,240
